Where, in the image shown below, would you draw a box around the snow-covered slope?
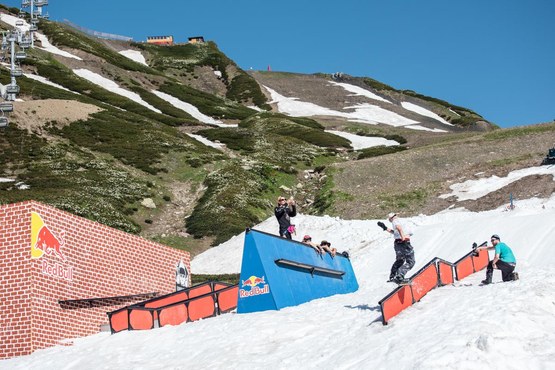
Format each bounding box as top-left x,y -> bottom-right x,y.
3,190 -> 555,369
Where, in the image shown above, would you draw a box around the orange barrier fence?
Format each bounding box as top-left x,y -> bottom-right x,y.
379,249 -> 489,325
107,282 -> 238,334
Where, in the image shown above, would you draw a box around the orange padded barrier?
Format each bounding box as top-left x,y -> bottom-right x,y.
145,291 -> 188,309
158,304 -> 188,327
107,282 -> 239,333
108,308 -> 129,334
438,260 -> 454,286
379,285 -> 413,325
188,295 -> 216,322
471,249 -> 489,272
213,283 -> 231,291
188,284 -> 212,299
410,263 -> 438,302
454,254 -> 474,281
129,309 -> 154,330
217,286 -> 239,313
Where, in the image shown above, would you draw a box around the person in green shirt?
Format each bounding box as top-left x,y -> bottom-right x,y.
476,234 -> 518,285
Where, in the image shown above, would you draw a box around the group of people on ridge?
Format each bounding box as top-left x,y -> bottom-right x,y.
275,195 -> 518,285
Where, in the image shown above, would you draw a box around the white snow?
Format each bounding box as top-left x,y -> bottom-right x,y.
401,101 -> 453,126
264,85 -> 449,132
0,177 -> 15,183
328,81 -> 392,104
4,193 -> 555,369
23,73 -> 77,93
118,50 -> 148,66
0,13 -> 82,60
73,69 -> 161,113
449,108 -> 461,117
326,130 -> 399,150
440,165 -> 555,201
247,105 -> 263,112
405,124 -> 448,133
34,33 -> 83,60
186,133 -> 225,150
150,90 -> 236,127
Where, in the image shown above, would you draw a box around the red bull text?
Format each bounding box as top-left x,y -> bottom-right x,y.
239,275 -> 270,298
31,212 -> 74,281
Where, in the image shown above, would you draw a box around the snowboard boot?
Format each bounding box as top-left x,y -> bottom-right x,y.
394,275 -> 410,285
512,272 -> 519,281
481,278 -> 492,285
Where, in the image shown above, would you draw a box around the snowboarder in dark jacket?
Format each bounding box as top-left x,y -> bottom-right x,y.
275,196 -> 296,239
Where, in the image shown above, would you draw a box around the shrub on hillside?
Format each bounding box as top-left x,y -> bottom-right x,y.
357,145 -> 407,160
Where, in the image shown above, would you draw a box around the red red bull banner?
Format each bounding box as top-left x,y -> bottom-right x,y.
31,212 -> 74,281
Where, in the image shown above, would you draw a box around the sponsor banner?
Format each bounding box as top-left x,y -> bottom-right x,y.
30,212 -> 73,281
239,275 -> 270,298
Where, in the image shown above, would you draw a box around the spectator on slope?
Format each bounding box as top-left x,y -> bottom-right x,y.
275,196 -> 297,239
320,240 -> 337,257
475,234 -> 518,285
377,212 -> 415,284
302,235 -> 323,254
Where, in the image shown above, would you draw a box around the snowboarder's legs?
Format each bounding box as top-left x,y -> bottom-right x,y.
391,241 -> 415,279
483,260 -> 495,284
390,243 -> 405,279
497,260 -> 516,281
483,260 -> 516,283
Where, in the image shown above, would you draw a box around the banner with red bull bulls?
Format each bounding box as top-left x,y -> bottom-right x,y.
30,212 -> 74,281
237,229 -> 358,314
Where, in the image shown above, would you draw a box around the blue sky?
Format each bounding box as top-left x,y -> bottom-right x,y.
4,0 -> 554,128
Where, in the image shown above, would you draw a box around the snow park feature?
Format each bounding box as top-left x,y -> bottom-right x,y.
379,247 -> 490,325
237,229 -> 358,314
107,281 -> 238,333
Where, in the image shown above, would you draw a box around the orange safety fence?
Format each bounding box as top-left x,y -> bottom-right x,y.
108,307 -> 129,334
107,282 -> 238,334
379,249 -> 490,325
437,259 -> 455,286
471,249 -> 489,272
129,308 -> 155,330
379,285 -> 413,325
454,254 -> 475,281
410,261 -> 439,302
217,285 -> 239,313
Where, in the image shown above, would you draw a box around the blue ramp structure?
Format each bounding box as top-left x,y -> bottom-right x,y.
237,229 -> 359,314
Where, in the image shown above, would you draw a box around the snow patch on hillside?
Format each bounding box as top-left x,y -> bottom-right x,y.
73,69 -> 161,113
186,133 -> 225,150
401,101 -> 453,125
439,165 -> 555,201
326,130 -> 399,150
151,90 -> 236,127
328,81 -> 392,103
118,50 -> 148,66
24,74 -> 77,93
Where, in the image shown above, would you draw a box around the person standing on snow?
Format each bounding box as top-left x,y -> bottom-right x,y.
275,196 -> 296,239
475,234 -> 518,284
377,212 -> 415,284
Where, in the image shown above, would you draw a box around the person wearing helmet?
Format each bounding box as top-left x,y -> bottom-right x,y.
475,234 -> 518,284
377,212 -> 415,284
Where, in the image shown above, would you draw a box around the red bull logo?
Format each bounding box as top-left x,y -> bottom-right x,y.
239,275 -> 270,298
30,212 -> 73,281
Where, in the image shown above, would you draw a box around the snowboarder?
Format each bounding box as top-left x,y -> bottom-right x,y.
475,234 -> 518,284
378,213 -> 415,285
275,196 -> 296,239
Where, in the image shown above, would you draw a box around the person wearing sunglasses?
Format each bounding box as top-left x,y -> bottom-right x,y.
475,234 -> 518,285
275,196 -> 296,239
